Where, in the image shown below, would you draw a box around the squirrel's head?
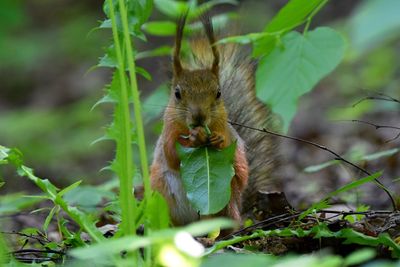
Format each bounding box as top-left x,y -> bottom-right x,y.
170,13 -> 225,128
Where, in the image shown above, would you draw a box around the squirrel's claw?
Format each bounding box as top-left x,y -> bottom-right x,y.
209,133 -> 224,149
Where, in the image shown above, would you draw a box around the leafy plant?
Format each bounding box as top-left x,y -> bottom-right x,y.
0,145 -> 105,243
218,0 -> 346,132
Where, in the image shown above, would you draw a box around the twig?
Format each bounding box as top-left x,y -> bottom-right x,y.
1,231 -> 49,246
349,120 -> 400,131
221,212 -> 300,240
352,92 -> 400,107
229,121 -> 397,211
346,119 -> 400,142
318,209 -> 392,216
11,248 -> 65,255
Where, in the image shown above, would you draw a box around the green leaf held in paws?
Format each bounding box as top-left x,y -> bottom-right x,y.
177,142 -> 236,215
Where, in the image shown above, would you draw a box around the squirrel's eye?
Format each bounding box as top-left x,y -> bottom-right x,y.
175,87 -> 181,100
216,90 -> 221,99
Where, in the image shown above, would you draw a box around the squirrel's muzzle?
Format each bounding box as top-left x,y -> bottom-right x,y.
190,107 -> 207,127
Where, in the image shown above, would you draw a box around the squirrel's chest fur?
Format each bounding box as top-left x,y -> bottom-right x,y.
150,136 -> 199,225
164,169 -> 199,224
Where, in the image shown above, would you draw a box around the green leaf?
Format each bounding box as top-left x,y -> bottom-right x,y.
326,171 -> 382,199
43,206 -> 57,232
304,159 -> 338,173
350,0 -> 400,54
63,185 -> 115,212
2,147 -> 105,242
71,218 -> 233,260
304,148 -> 399,173
58,180 -> 82,197
256,27 -> 346,132
142,21 -> 176,36
299,172 -> 381,220
145,191 -> 170,230
177,142 -> 236,215
136,45 -> 171,60
153,0 -> 188,18
344,248 -> 376,266
0,193 -> 44,215
136,66 -> 151,80
253,0 -> 326,57
361,148 -> 399,161
0,145 -> 10,162
298,199 -> 330,220
340,230 -> 400,257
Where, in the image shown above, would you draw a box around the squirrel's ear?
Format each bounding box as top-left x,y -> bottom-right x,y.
200,14 -> 219,77
173,12 -> 188,76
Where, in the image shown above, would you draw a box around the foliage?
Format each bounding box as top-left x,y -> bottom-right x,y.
0,0 -> 400,266
0,145 -> 105,243
256,27 -> 345,131
177,142 -> 236,215
304,147 -> 400,173
218,0 -> 346,132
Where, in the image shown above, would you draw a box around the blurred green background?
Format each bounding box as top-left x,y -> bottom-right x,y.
0,0 -> 399,209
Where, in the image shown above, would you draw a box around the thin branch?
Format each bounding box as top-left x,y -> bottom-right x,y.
229,121 -> 397,211
345,119 -> 400,142
349,119 -> 400,131
318,209 -> 392,216
221,212 -> 300,240
11,248 -> 65,255
352,93 -> 400,107
1,231 -> 50,246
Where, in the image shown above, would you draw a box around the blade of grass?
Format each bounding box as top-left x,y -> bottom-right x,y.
117,0 -> 151,200
107,0 -> 136,236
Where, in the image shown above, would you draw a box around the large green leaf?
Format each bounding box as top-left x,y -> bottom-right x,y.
177,143 -> 236,215
256,27 -> 345,132
253,0 -> 325,57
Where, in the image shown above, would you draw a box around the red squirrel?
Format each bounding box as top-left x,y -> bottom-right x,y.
150,14 -> 280,226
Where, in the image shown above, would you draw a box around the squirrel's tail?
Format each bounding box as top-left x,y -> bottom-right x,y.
188,39 -> 282,214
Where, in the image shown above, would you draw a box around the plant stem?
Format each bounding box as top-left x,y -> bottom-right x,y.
303,0 -> 329,34
205,231 -> 267,255
107,0 -> 136,236
117,0 -> 151,201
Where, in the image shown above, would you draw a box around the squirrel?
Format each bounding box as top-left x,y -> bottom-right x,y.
150,14 -> 282,226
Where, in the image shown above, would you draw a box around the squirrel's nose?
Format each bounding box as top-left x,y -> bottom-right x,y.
191,108 -> 206,127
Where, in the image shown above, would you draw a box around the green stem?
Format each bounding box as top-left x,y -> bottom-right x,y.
107,0 -> 136,236
205,231 -> 267,255
303,0 -> 329,34
21,166 -> 105,242
117,0 -> 151,200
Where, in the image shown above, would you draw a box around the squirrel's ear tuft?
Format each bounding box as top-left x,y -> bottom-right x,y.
173,11 -> 188,76
200,13 -> 219,77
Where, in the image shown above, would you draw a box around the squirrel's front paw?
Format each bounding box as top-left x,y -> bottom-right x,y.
188,127 -> 208,147
209,133 -> 225,149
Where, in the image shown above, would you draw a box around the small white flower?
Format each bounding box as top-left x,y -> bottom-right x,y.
174,231 -> 205,257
